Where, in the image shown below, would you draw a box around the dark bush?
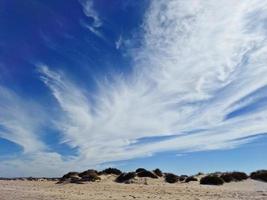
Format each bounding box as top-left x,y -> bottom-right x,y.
137,170 -> 158,179
79,170 -> 100,182
70,176 -> 83,184
101,168 -> 122,175
220,173 -> 234,183
58,172 -> 81,183
220,172 -> 247,183
79,169 -> 98,177
179,175 -> 188,181
47,178 -> 59,181
200,175 -> 224,185
61,172 -> 79,181
165,173 -> 179,183
26,177 -> 38,181
153,168 -> 163,177
81,174 -> 100,182
136,168 -> 146,173
115,172 -> 136,183
185,176 -> 198,183
230,172 -> 248,181
250,170 -> 267,182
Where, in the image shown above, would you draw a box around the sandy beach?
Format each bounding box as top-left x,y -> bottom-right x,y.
0,175 -> 266,200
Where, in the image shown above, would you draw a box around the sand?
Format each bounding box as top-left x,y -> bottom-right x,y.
0,175 -> 267,200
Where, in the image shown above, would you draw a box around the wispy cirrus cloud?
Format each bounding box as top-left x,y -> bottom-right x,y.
1,0 -> 267,177
0,86 -> 46,153
79,0 -> 102,28
37,0 -> 267,166
79,0 -> 104,39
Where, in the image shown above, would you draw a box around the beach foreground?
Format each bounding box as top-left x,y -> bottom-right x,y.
0,176 -> 266,200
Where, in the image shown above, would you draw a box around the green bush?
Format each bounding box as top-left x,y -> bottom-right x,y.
220,173 -> 234,183
62,172 -> 79,179
220,172 -> 247,182
165,173 -> 179,183
153,168 -> 163,177
115,172 -> 136,183
250,170 -> 267,182
79,169 -> 98,177
185,176 -> 198,183
137,170 -> 158,179
200,175 -> 224,185
101,168 -> 122,175
135,168 -> 146,173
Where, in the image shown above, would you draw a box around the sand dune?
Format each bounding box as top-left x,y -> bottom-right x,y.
0,176 -> 266,200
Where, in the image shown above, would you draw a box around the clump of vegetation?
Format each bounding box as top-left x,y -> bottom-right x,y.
230,172 -> 248,181
250,170 -> 267,182
153,168 -> 163,177
165,173 -> 179,183
70,176 -> 84,184
79,169 -> 98,177
220,172 -> 247,183
185,176 -> 198,183
135,168 -> 146,173
101,168 -> 122,175
115,172 -> 136,183
80,174 -> 100,182
79,170 -> 100,182
220,173 -> 234,183
200,175 -> 224,185
58,171 -> 86,184
179,175 -> 188,181
137,170 -> 158,179
61,172 -> 79,180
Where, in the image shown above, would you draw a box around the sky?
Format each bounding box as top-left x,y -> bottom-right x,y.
0,0 -> 267,177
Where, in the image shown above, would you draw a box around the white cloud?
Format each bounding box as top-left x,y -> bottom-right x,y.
1,0 -> 267,176
0,86 -> 46,153
79,0 -> 101,27
79,0 -> 105,40
37,0 -> 267,168
115,35 -> 123,49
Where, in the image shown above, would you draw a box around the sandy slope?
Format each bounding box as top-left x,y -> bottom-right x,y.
0,175 -> 266,200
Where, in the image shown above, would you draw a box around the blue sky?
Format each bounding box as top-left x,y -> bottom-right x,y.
0,0 -> 267,177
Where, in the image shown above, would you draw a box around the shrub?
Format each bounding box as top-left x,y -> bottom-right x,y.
230,172 -> 248,181
79,169 -> 98,177
70,176 -> 83,184
200,175 -> 224,185
26,177 -> 38,181
62,172 -> 79,179
136,168 -> 146,173
81,174 -> 100,182
220,173 -> 234,183
137,170 -> 158,179
220,172 -> 247,182
115,172 -> 136,183
60,172 -> 79,181
101,168 -> 122,175
165,173 -> 179,183
79,170 -> 100,182
179,175 -> 188,182
58,172 -> 81,183
153,168 -> 163,177
185,176 -> 198,183
250,170 -> 267,182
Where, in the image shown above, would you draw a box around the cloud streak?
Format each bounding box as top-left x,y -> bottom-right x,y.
79,0 -> 105,40
79,0 -> 102,28
1,0 -> 267,176
0,86 -> 45,153
39,0 -> 267,165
